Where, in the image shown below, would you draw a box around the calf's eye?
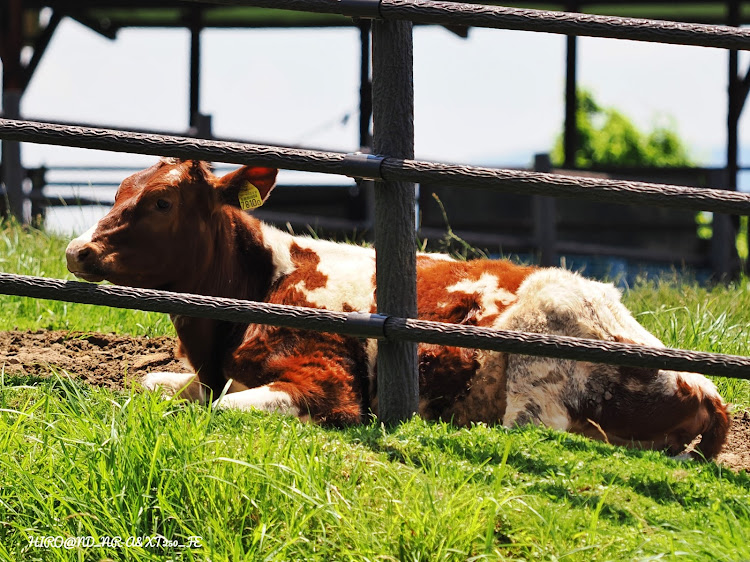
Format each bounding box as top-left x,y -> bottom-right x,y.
156,199 -> 171,211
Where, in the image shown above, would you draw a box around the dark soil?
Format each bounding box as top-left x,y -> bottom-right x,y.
1,329 -> 748,472
0,329 -> 189,390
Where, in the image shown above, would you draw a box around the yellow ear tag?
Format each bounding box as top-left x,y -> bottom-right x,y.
237,182 -> 263,210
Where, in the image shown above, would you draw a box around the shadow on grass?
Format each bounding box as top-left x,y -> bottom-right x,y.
6,374 -> 750,512
341,417 -> 750,506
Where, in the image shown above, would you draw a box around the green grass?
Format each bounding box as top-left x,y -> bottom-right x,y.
1,221 -> 750,560
1,374 -> 749,561
622,274 -> 750,407
0,223 -> 173,336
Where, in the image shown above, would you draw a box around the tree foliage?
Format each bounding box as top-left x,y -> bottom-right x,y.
551,90 -> 693,168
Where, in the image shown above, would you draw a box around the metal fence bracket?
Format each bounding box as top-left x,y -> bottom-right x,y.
345,311 -> 389,339
339,0 -> 382,19
343,152 -> 385,180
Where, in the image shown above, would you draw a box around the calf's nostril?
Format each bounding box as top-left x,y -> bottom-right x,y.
77,246 -> 91,261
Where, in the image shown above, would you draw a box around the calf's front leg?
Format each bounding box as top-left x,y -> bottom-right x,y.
213,384 -> 303,418
141,372 -> 207,403
225,331 -> 367,426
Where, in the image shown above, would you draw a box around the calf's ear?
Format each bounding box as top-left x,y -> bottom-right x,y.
214,166 -> 278,210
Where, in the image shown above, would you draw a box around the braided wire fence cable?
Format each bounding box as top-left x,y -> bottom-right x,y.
2,118 -> 750,215
177,0 -> 750,50
0,273 -> 748,380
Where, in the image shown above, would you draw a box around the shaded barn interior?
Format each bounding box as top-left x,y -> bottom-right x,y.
419,163 -> 735,276
2,1 -> 749,278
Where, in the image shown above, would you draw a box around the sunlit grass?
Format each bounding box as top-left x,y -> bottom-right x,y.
1,374 -> 749,561
623,273 -> 750,407
1,221 -> 750,559
0,221 -> 173,336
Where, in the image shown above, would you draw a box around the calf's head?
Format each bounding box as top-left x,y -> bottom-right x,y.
65,159 -> 277,290
574,365 -> 730,459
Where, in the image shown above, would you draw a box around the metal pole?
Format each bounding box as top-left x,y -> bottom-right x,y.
720,0 -> 741,278
1,91 -> 23,221
533,154 -> 558,266
358,20 -> 375,229
1,0 -> 25,221
563,2 -> 579,169
564,34 -> 578,168
371,18 -> 418,424
728,0 -> 740,193
189,8 -> 202,128
359,20 -> 373,150
28,166 -> 47,228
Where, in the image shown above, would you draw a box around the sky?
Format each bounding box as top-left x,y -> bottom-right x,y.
6,13 -> 750,232
16,15 -> 750,168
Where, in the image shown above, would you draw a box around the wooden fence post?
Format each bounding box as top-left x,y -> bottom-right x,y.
28,166 -> 47,228
708,168 -> 734,278
1,0 -> 25,222
1,90 -> 24,222
371,18 -> 419,425
533,153 -> 558,266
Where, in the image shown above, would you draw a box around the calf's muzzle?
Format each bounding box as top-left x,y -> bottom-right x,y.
65,226 -> 106,282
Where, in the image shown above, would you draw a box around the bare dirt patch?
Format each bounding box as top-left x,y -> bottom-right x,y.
1,329 -> 748,472
0,329 -> 189,390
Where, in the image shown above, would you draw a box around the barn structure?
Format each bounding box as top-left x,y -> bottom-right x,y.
2,1 -> 749,277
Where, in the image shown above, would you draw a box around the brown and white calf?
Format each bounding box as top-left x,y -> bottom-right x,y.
65,159 -> 730,458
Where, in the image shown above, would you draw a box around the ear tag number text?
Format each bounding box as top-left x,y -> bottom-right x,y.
238,182 -> 263,210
